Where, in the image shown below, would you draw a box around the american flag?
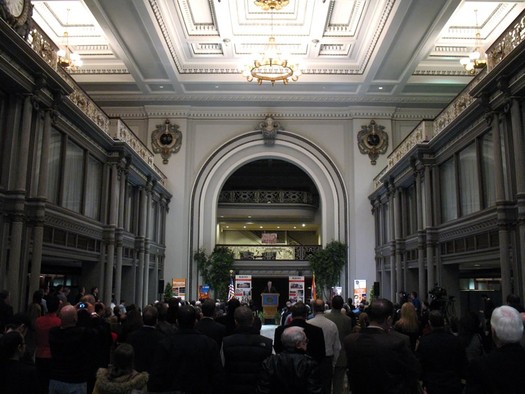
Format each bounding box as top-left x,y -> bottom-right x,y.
227,276 -> 235,301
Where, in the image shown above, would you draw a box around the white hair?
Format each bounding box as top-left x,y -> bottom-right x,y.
281,326 -> 306,349
491,305 -> 523,344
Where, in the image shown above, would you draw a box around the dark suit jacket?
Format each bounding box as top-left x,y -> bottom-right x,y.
344,326 -> 421,394
195,317 -> 227,348
466,342 -> 525,394
126,325 -> 164,373
274,319 -> 326,362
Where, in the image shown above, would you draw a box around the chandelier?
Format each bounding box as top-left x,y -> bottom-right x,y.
56,10 -> 82,71
459,10 -> 487,74
242,1 -> 301,85
254,1 -> 289,11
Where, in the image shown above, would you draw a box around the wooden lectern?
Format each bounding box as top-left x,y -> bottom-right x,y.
261,293 -> 279,323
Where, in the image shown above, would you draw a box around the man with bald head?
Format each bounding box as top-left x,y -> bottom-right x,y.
48,305 -> 95,394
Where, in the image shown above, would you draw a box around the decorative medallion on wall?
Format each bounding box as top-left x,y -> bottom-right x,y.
151,119 -> 182,164
357,120 -> 388,165
0,0 -> 32,38
258,115 -> 280,146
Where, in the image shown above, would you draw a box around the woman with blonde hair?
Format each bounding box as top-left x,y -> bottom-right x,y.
394,302 -> 421,351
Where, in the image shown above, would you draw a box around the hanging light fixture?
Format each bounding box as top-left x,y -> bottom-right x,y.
460,10 -> 487,74
242,0 -> 301,85
57,9 -> 82,71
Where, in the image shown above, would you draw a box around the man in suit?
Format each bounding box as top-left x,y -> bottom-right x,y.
466,305 -> 525,394
263,280 -> 277,294
274,301 -> 326,363
222,306 -> 273,394
416,309 -> 467,394
344,298 -> 421,394
195,299 -> 226,348
325,295 -> 353,394
126,305 -> 164,373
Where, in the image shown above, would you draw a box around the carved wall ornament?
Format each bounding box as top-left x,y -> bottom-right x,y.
151,119 -> 183,164
357,119 -> 388,165
258,115 -> 280,146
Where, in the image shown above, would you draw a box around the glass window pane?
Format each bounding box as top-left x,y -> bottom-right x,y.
47,128 -> 62,204
481,131 -> 496,208
459,142 -> 480,216
85,156 -> 102,220
440,158 -> 457,222
63,139 -> 84,212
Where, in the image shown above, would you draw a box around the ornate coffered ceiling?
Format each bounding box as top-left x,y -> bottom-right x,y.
31,0 -> 525,109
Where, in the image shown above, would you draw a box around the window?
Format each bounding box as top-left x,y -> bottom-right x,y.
440,158 -> 457,222
85,156 -> 102,220
481,131 -> 495,208
63,139 -> 84,212
47,128 -> 62,204
458,142 -> 480,215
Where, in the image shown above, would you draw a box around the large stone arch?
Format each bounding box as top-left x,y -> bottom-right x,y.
189,128 -> 348,295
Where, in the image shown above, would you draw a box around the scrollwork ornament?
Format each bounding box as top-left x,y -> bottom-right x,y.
151,119 -> 183,164
257,115 -> 280,146
357,120 -> 388,165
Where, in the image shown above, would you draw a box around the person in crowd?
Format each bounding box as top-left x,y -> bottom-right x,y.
263,280 -> 278,294
48,305 -> 96,394
344,298 -> 421,394
506,293 -> 525,313
120,304 -> 143,342
324,295 -> 353,394
154,302 -> 177,336
0,290 -> 14,334
149,304 -> 224,393
28,290 -> 44,329
126,305 -> 164,374
257,326 -> 322,393
307,298 -> 341,394
352,312 -> 369,332
92,343 -> 148,394
222,305 -> 273,393
416,309 -> 467,394
274,301 -> 325,363
466,305 -> 525,393
394,301 -> 421,351
90,287 -> 100,302
216,297 -> 241,336
35,295 -> 61,394
457,311 -> 485,362
0,330 -> 40,393
195,298 -> 226,348
73,287 -> 86,305
410,291 -> 422,318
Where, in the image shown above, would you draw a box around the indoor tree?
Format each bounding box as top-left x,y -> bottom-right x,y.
194,245 -> 235,300
308,240 -> 347,300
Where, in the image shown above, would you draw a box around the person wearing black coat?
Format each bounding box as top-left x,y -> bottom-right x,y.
256,325 -> 321,394
274,301 -> 326,363
195,299 -> 226,348
222,306 -> 273,394
149,305 -> 224,394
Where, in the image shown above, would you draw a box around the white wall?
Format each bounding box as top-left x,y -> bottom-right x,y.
109,105 -> 436,300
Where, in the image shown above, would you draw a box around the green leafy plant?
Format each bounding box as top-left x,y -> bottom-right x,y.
194,246 -> 235,300
163,282 -> 173,301
308,240 -> 347,300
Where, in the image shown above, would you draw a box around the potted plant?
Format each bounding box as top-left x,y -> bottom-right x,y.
308,240 -> 347,300
194,246 -> 235,300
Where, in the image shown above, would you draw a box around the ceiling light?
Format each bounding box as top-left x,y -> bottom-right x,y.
459,10 -> 487,74
242,3 -> 301,85
56,9 -> 82,71
254,1 -> 289,11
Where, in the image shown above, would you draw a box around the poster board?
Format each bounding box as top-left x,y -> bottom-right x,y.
288,275 -> 305,302
235,274 -> 252,304
353,279 -> 367,305
172,278 -> 186,300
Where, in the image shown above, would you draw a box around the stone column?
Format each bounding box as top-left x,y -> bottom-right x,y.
387,181 -> 396,300
136,186 -> 146,307
394,187 -> 403,295
113,164 -> 127,305
491,111 -> 512,298
29,108 -> 53,299
7,95 -> 33,310
510,98 -> 525,295
423,163 -> 435,291
414,166 -> 426,296
143,181 -> 153,304
104,163 -> 119,306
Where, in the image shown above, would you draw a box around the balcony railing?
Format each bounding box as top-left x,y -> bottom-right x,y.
219,190 -> 318,206
217,244 -> 321,261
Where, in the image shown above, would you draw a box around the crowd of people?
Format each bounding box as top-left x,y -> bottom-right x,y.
1,285 -> 525,393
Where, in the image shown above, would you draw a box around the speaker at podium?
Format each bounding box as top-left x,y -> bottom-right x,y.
261,293 -> 279,324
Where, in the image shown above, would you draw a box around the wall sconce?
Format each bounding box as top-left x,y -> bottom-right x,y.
357,120 -> 388,165
151,119 -> 183,164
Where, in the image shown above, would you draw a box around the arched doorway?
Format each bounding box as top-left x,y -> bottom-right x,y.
189,128 -> 348,298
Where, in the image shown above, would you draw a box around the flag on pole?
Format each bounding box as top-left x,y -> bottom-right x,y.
311,274 -> 317,300
227,276 -> 235,301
